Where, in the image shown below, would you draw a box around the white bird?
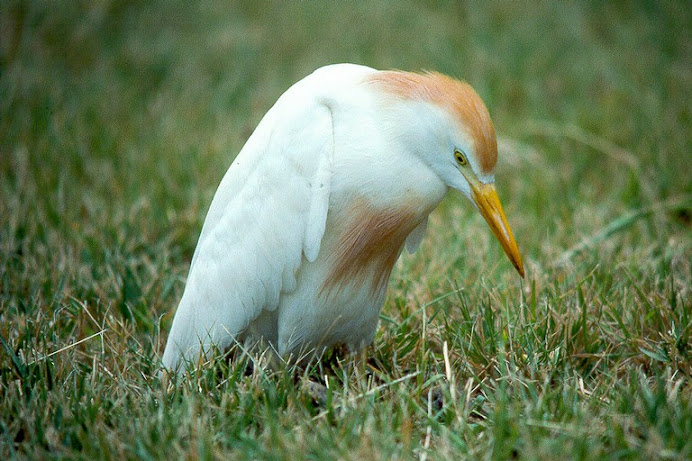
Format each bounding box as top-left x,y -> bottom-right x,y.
162,63 -> 524,372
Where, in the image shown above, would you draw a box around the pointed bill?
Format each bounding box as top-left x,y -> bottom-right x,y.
471,183 -> 525,277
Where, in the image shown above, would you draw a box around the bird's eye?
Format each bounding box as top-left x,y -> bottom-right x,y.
454,149 -> 468,166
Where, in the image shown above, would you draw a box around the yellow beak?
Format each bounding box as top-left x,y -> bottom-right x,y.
471,183 -> 525,278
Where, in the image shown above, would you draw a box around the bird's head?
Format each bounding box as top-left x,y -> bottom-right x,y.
368,70 -> 525,277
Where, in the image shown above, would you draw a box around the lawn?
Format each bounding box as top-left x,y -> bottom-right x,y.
1,1 -> 690,459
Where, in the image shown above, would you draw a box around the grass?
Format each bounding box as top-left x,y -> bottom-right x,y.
1,0 -> 690,459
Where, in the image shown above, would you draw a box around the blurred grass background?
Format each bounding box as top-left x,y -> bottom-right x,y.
1,0 -> 690,459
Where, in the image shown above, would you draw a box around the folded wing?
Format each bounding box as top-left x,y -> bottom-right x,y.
162,100 -> 334,372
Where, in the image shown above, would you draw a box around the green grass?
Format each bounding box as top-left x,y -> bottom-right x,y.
1,0 -> 691,459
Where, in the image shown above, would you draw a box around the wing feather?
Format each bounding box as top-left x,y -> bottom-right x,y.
304,133 -> 333,262
162,100 -> 334,371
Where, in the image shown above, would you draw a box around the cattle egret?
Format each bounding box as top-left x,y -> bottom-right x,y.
162,64 -> 524,372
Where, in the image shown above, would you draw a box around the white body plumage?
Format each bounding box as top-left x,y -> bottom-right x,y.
162,64 -> 523,372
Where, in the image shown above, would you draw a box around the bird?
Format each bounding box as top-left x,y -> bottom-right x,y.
162,63 -> 524,373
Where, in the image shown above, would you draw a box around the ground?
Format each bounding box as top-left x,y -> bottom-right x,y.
1,1 -> 690,459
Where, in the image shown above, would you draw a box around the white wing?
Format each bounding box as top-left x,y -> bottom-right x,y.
162,93 -> 334,372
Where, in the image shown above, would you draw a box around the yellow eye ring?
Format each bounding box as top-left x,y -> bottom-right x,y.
454,149 -> 468,166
